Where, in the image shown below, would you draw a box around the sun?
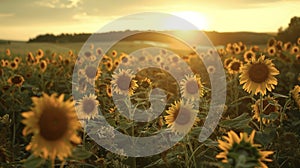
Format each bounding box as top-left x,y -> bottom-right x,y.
171,11 -> 209,30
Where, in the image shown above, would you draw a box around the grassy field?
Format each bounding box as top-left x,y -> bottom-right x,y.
0,38 -> 300,168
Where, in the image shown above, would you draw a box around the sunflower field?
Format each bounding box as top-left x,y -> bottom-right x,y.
0,37 -> 300,168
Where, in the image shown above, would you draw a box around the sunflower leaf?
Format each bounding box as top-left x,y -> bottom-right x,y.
219,113 -> 251,129
23,154 -> 45,168
71,147 -> 92,160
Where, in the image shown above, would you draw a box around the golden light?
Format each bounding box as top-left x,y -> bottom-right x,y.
171,11 -> 209,30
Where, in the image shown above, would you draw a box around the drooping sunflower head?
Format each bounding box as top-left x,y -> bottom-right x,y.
111,69 -> 138,95
22,93 -> 82,161
216,130 -> 274,168
252,96 -> 280,124
8,75 -> 25,87
243,50 -> 256,63
239,55 -> 279,95
291,85 -> 300,108
227,58 -> 243,74
76,94 -> 99,120
164,100 -> 199,134
180,74 -> 204,100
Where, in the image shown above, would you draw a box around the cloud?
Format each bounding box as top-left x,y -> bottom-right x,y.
35,0 -> 82,9
0,13 -> 15,17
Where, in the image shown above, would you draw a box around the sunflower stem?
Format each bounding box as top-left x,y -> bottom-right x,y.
59,160 -> 66,168
234,74 -> 239,116
51,159 -> 55,168
186,135 -> 197,168
259,94 -> 264,131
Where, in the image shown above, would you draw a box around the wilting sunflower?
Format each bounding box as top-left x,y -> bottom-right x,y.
239,56 -> 279,95
76,94 -> 99,120
243,50 -> 256,62
5,48 -> 11,56
164,100 -> 199,134
291,85 -> 300,108
21,93 -> 81,161
227,58 -> 243,74
8,75 -> 25,87
39,60 -> 47,72
252,96 -> 280,124
267,46 -> 276,56
111,69 -> 138,95
216,130 -> 273,168
180,74 -> 204,100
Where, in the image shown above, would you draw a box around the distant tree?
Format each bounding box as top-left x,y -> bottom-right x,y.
277,16 -> 300,43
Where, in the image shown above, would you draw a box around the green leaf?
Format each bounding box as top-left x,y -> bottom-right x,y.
219,113 -> 251,129
23,154 -> 45,168
70,147 -> 92,160
272,92 -> 289,98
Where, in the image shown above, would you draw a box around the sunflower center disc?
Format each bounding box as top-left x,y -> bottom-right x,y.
248,63 -> 269,83
85,66 -> 97,79
116,75 -> 131,91
39,108 -> 68,141
83,99 -> 96,114
186,81 -> 198,95
175,108 -> 192,125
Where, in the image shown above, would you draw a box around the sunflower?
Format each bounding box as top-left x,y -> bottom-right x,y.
14,57 -> 21,63
111,50 -> 118,57
224,57 -> 233,69
9,61 -> 18,70
111,69 -> 138,95
37,49 -> 44,58
5,48 -> 11,56
239,55 -> 279,95
164,100 -> 199,134
39,60 -> 47,72
298,37 -> 300,45
216,130 -> 274,168
76,94 -> 99,120
119,53 -> 132,66
243,50 -> 256,62
106,84 -> 112,97
267,38 -> 276,47
283,42 -> 292,51
227,58 -> 243,74
180,74 -> 204,100
252,96 -> 280,124
207,65 -> 216,74
291,85 -> 300,108
21,93 -> 81,161
267,46 -> 276,56
8,75 -> 25,87
82,65 -> 101,84
290,45 -> 299,55
27,52 -> 35,64
96,48 -> 103,56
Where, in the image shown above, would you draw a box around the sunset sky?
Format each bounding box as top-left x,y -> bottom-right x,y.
0,0 -> 299,40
